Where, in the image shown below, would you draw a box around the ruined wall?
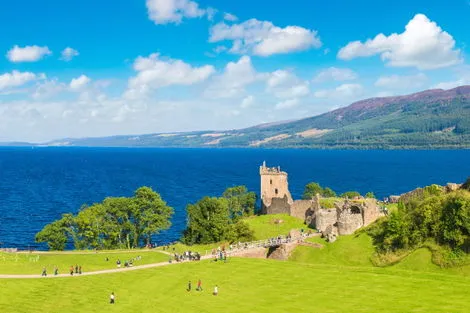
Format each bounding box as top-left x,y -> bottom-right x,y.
290,200 -> 313,220
263,196 -> 291,215
337,210 -> 364,235
267,242 -> 299,261
315,209 -> 337,232
362,199 -> 382,226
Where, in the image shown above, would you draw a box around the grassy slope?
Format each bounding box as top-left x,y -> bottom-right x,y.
1,258 -> 469,313
243,214 -> 308,240
0,251 -> 168,275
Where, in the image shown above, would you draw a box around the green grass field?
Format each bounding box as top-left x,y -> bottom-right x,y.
0,250 -> 168,274
1,214 -> 469,312
1,257 -> 469,313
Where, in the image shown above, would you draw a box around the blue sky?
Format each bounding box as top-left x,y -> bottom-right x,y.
1,0 -> 470,142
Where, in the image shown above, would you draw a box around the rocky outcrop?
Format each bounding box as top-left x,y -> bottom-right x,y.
267,242 -> 298,261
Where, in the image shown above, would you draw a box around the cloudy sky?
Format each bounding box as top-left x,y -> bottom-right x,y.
1,0 -> 470,142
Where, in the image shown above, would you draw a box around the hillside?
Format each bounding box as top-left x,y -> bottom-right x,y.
41,85 -> 470,149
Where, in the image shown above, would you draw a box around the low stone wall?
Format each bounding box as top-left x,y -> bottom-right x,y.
232,247 -> 267,259
337,213 -> 363,235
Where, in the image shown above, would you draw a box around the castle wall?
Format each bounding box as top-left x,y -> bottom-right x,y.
315,209 -> 337,232
290,200 -> 313,220
337,212 -> 364,235
263,196 -> 291,215
362,199 -> 382,226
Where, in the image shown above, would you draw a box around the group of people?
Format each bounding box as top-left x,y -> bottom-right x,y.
170,251 -> 201,263
116,256 -> 141,268
211,247 -> 229,263
187,280 -> 218,296
41,265 -> 82,276
70,265 -> 82,275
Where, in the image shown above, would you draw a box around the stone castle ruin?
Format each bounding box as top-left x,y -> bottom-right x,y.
260,162 -> 383,241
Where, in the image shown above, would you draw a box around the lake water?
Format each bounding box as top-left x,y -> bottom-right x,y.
0,147 -> 469,250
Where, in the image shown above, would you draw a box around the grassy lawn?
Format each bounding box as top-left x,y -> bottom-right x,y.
1,257 -> 469,313
0,251 -> 168,275
244,214 -> 309,240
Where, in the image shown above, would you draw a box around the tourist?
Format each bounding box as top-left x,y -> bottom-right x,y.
78,265 -> 82,274
41,267 -> 47,276
110,292 -> 115,304
70,265 -> 74,276
117,259 -> 121,268
75,264 -> 78,274
213,285 -> 218,296
187,280 -> 192,292
197,279 -> 203,291
54,267 -> 58,276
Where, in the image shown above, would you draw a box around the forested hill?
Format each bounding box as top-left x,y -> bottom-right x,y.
45,85 -> 470,149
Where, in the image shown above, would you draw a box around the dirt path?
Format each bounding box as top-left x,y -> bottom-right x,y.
0,254 -> 214,279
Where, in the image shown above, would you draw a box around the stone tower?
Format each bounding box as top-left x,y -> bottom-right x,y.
260,161 -> 293,214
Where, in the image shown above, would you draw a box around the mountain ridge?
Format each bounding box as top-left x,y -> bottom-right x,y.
5,86 -> 470,149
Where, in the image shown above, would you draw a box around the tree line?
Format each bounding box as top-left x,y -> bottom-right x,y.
302,182 -> 374,200
367,181 -> 470,255
36,185 -> 257,250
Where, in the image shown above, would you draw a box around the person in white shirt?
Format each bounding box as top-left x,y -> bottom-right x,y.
110,292 -> 115,304
213,285 -> 218,296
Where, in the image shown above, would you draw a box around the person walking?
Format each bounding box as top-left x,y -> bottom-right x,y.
54,267 -> 58,276
41,267 -> 47,276
196,279 -> 203,291
70,265 -> 74,276
78,265 -> 82,275
213,285 -> 218,296
109,292 -> 115,304
187,280 -> 192,292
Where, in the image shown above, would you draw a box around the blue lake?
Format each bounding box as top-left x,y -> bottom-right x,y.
0,147 -> 469,250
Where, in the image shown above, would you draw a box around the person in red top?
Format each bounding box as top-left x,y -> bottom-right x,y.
197,279 -> 203,291
70,266 -> 74,276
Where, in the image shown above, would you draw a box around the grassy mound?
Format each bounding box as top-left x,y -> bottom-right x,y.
0,251 -> 168,275
243,214 -> 308,240
290,233 -> 374,267
1,257 -> 469,313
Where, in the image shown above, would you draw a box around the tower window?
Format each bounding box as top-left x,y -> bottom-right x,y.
270,179 -> 272,185
275,188 -> 278,195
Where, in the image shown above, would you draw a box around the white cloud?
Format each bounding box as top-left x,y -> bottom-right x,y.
433,66 -> 470,89
224,13 -> 238,22
209,19 -> 321,56
126,53 -> 215,98
266,70 -> 309,99
60,47 -> 79,61
240,95 -> 254,108
0,71 -> 40,90
433,79 -> 470,90
6,45 -> 52,62
375,73 -> 428,89
313,67 -> 358,82
338,14 -> 462,70
205,56 -> 261,99
70,75 -> 91,91
314,83 -> 364,99
33,79 -> 66,99
275,98 -> 299,110
146,0 -> 205,25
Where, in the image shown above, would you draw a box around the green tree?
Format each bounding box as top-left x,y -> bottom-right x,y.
222,185 -> 257,220
341,191 -> 361,199
35,214 -> 74,250
365,192 -> 376,199
183,197 -> 231,245
322,187 -> 337,198
302,182 -> 323,199
461,177 -> 470,191
36,186 -> 173,250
